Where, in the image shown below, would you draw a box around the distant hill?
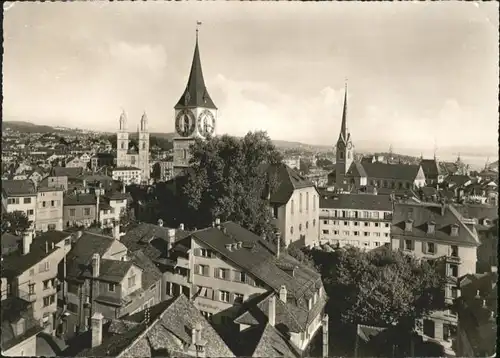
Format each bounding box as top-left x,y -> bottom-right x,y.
2,121 -> 64,134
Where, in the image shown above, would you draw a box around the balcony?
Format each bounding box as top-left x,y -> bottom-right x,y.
446,255 -> 461,264
18,289 -> 37,302
176,257 -> 190,270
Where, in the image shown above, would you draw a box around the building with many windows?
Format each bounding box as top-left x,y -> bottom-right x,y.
390,201 -> 481,355
319,193 -> 393,250
2,180 -> 37,231
35,186 -> 64,232
111,167 -> 142,186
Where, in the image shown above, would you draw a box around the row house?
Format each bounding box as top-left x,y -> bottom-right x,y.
163,220 -> 328,357
63,295 -> 234,357
57,230 -> 161,341
390,202 -> 480,355
263,163 -> 320,247
319,193 -> 393,250
1,231 -> 73,335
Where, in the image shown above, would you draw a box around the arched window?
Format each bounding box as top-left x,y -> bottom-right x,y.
299,193 -> 303,213
347,152 -> 351,159
313,195 -> 316,211
290,226 -> 294,234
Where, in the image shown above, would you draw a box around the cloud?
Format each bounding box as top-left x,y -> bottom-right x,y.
211,74 -> 345,144
108,41 -> 167,73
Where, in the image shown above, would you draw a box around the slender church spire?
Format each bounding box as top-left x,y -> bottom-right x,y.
339,80 -> 349,142
175,21 -> 217,110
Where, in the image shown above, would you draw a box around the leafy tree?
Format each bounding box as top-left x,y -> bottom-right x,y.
1,211 -> 32,236
316,158 -> 334,169
299,158 -> 313,174
311,246 -> 446,329
181,131 -> 283,238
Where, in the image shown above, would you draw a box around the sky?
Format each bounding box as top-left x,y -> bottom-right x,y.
3,1 -> 499,157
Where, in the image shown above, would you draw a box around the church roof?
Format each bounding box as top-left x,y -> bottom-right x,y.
175,36 -> 217,110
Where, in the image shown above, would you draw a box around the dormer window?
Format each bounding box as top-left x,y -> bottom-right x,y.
308,298 -> 312,310
427,221 -> 435,234
405,219 -> 414,232
450,224 -> 459,237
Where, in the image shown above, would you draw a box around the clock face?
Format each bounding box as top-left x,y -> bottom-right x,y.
197,110 -> 215,137
175,109 -> 196,137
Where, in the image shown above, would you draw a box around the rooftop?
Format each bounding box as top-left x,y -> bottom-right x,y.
2,180 -> 37,197
320,193 -> 392,211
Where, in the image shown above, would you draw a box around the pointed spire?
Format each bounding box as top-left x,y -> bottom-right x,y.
175,22 -> 217,110
339,80 -> 348,142
119,109 -> 127,131
141,111 -> 148,132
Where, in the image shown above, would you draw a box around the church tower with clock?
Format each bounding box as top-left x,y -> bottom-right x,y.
335,83 -> 354,188
173,27 -> 217,176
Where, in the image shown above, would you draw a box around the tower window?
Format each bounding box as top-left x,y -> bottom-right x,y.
340,152 -> 344,159
121,143 -> 124,149
142,142 -> 146,150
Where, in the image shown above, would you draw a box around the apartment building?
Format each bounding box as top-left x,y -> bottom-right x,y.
152,160 -> 175,182
1,231 -> 72,335
35,187 -> 64,232
2,180 -> 37,229
319,193 -> 393,250
112,167 -> 142,186
1,296 -> 44,356
63,194 -> 97,228
63,295 -> 234,357
391,202 -> 481,355
58,230 -> 161,340
263,163 -> 320,247
163,221 -> 328,356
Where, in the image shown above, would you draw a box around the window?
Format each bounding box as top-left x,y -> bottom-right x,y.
451,286 -> 458,299
374,232 -> 381,237
43,294 -> 55,307
343,221 -> 349,226
374,222 -> 380,228
201,311 -> 213,320
234,293 -> 244,304
23,198 -> 31,204
108,283 -> 116,292
343,231 -> 350,236
427,243 -> 435,254
290,226 -> 294,234
384,233 -> 389,237
313,219 -> 316,227
51,200 -> 55,207
200,248 -> 211,258
27,209 -> 34,216
196,265 -> 209,276
354,221 -> 359,226
39,261 -> 50,273
291,200 -> 294,215
451,245 -> 459,257
48,224 -> 56,231
121,142 -> 124,149
363,232 -> 370,237
322,230 -> 329,234
306,221 -> 309,229
443,324 -> 456,342
234,271 -> 246,283
342,210 -> 347,218
385,223 -> 390,228
306,192 -> 309,212
313,195 -> 316,211
29,269 -> 35,276
323,220 -> 328,225
423,319 -> 435,338
216,268 -> 229,280
69,209 -> 76,216
299,193 -> 303,213
354,231 -> 359,236
42,201 -> 46,208
375,242 -> 380,247
43,280 -> 50,290
364,222 -> 369,227
372,212 -> 379,219
219,290 -> 230,303
128,275 -> 136,288
449,264 -> 458,277
299,224 -> 302,232
405,240 -> 413,251
28,283 -> 35,295
339,151 -> 344,159
84,208 -> 91,216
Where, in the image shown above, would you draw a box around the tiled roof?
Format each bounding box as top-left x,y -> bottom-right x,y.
128,250 -> 162,290
1,233 -> 20,256
319,193 -> 392,211
2,180 -> 36,196
77,295 -> 233,357
189,222 -> 322,303
64,194 -> 97,206
347,162 -> 367,177
420,159 -> 439,178
454,204 -> 498,221
350,162 -> 421,181
445,175 -> 472,187
50,167 -> 84,179
99,259 -> 133,283
65,232 -> 115,279
391,202 -> 480,246
261,163 -> 316,204
105,192 -> 129,201
248,324 -> 301,358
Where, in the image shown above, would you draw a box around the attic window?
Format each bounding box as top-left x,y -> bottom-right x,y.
427,221 -> 435,234
308,298 -> 313,310
405,219 -> 414,232
450,224 -> 459,237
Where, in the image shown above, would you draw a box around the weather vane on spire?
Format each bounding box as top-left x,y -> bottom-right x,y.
196,21 -> 202,40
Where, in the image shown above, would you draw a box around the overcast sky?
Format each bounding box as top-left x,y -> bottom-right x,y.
3,1 -> 498,155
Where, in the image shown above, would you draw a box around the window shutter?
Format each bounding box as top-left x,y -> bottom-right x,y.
214,268 -> 219,278
193,248 -> 201,256
214,290 -> 219,301
399,239 -> 404,250
194,264 -> 199,275
203,266 -> 209,276
207,288 -> 213,299
422,242 -> 427,254
229,292 -> 235,304
194,285 -> 199,294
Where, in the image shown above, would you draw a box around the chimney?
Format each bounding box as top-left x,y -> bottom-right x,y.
91,312 -> 104,348
92,253 -> 100,278
22,232 -> 32,255
157,218 -> 163,227
51,242 -> 55,250
275,231 -> 281,258
268,295 -> 276,327
179,223 -> 184,231
441,202 -> 446,216
427,221 -> 435,235
237,241 -> 242,250
45,241 -> 49,253
451,224 -> 459,237
279,285 -> 287,303
113,222 -> 120,240
231,243 -> 238,251
405,219 -> 414,232
167,228 -> 176,255
121,184 -> 126,194
215,218 -> 221,229
191,327 -> 197,346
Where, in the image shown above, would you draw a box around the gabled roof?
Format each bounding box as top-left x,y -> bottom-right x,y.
75,295 -> 233,357
455,204 -> 498,221
319,193 -> 392,211
261,163 -> 316,205
50,166 -> 84,179
247,323 -> 301,358
391,202 -> 480,246
347,162 -> 367,177
63,194 -> 97,206
128,250 -> 162,290
174,37 -> 217,110
99,259 -> 134,283
445,175 -> 472,187
188,222 -> 323,303
2,180 -> 36,196
420,159 -> 439,178
351,162 -> 421,181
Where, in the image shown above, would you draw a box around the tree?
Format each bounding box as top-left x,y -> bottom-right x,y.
311,246 -> 446,328
299,158 -> 313,174
1,211 -> 32,236
181,131 -> 283,238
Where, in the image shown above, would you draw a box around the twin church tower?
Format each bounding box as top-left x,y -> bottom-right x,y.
116,25 -> 351,183
115,26 -> 218,180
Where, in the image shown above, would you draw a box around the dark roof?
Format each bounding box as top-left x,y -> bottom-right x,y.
189,222 -> 323,303
50,167 -> 84,179
63,194 -> 97,206
128,250 -> 162,289
391,202 -> 480,246
65,232 -> 115,279
347,162 -> 368,178
104,191 -> 129,201
261,163 -> 316,204
420,159 -> 439,178
445,175 -> 472,187
76,295 -> 233,357
349,162 -> 421,181
1,297 -> 44,352
99,259 -> 134,283
1,233 -> 20,256
2,180 -> 36,196
174,38 -> 217,110
319,193 -> 392,211
114,166 -> 140,171
454,204 -> 498,221
244,323 -> 301,358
